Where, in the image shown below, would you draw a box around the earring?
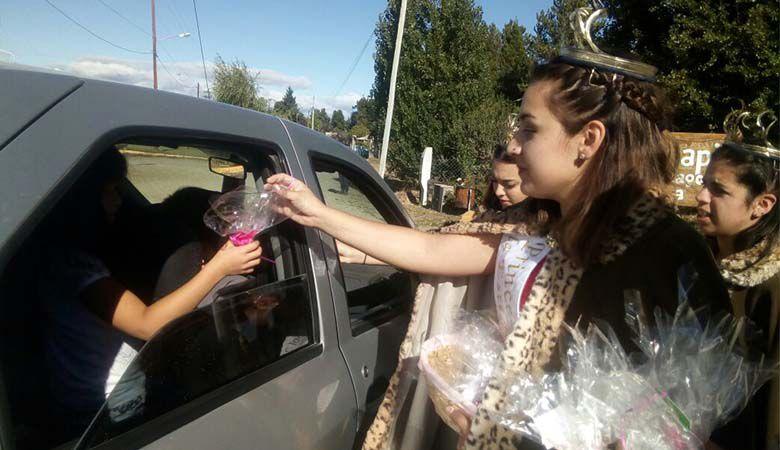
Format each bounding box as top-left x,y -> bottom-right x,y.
577,152 -> 586,162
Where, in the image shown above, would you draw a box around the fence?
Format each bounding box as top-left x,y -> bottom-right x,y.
414,132 -> 727,211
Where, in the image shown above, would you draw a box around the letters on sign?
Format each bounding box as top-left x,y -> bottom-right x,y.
669,133 -> 725,207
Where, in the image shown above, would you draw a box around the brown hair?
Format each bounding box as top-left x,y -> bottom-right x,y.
529,59 -> 678,266
482,143 -> 516,211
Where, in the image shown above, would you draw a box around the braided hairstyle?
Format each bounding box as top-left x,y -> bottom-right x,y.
528,58 -> 678,266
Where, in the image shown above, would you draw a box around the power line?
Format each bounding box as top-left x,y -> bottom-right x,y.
45,0 -> 151,55
165,0 -> 189,36
334,33 -> 373,97
94,0 -> 150,36
158,43 -> 197,84
192,0 -> 210,96
156,55 -> 195,89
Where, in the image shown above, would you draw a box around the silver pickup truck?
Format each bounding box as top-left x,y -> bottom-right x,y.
0,64 -> 414,450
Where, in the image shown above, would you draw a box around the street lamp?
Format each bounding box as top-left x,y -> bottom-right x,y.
159,32 -> 191,41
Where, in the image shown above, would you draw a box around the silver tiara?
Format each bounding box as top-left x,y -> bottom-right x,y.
723,106 -> 780,161
558,4 -> 658,82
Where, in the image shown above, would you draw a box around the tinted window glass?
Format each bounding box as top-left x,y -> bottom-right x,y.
312,161 -> 413,333
79,274 -> 314,448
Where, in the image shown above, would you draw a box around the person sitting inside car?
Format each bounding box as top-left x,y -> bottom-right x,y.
37,148 -> 262,437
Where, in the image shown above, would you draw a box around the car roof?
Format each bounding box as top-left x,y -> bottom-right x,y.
0,63 -> 373,170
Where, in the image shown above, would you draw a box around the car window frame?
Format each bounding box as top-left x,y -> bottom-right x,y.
308,152 -> 415,335
12,129 -> 323,450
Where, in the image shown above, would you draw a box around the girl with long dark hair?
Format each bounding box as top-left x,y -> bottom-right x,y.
696,110 -> 779,449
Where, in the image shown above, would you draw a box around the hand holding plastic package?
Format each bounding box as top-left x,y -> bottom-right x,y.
418,311 -> 503,431
203,186 -> 289,245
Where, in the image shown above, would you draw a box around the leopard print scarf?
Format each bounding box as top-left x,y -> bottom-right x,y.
465,196 -> 669,449
719,239 -> 780,289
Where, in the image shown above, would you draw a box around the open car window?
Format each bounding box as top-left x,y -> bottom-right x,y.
121,144 -> 257,203
310,157 -> 414,335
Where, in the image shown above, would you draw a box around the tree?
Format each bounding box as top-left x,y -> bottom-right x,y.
350,97 -> 375,137
601,0 -> 779,131
497,20 -> 533,101
371,0 -> 512,182
273,87 -> 301,121
330,109 -> 348,132
312,108 -> 331,132
528,0 -> 592,61
350,123 -> 370,138
212,56 -> 269,112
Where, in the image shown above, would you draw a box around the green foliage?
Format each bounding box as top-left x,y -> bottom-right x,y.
528,0 -> 592,61
312,108 -> 331,132
497,20 -> 533,101
212,56 -> 269,112
367,0 -> 777,184
350,123 -> 370,137
330,109 -> 348,132
273,87 -> 302,122
601,0 -> 779,131
351,97 -> 374,129
371,0 -> 515,182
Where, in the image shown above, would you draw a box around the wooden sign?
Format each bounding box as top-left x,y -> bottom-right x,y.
670,132 -> 726,207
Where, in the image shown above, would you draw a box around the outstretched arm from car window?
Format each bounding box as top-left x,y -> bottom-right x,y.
82,241 -> 262,341
265,174 -> 498,277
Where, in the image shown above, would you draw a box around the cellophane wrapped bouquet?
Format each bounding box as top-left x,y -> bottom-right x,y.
418,312 -> 503,431
491,297 -> 775,450
420,298 -> 775,448
203,186 -> 289,245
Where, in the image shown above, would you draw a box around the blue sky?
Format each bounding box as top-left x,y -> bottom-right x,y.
1,0 -> 551,113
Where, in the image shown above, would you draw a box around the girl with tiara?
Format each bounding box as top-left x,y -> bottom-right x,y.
696,108 -> 779,450
265,5 -> 731,449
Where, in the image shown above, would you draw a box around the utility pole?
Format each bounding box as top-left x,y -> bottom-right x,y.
151,0 -> 158,90
378,0 -> 408,178
310,96 -> 315,129
197,82 -> 200,98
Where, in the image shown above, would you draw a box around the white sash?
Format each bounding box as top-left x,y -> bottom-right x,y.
494,233 -> 551,336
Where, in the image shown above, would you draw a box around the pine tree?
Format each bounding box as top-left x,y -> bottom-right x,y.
273,87 -> 301,121
497,20 -> 533,102
330,109 -> 347,132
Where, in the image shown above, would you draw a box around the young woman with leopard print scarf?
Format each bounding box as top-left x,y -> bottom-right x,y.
696,128 -> 779,450
263,15 -> 732,450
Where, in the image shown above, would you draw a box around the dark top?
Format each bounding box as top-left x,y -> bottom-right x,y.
711,271 -> 780,450
566,213 -> 731,355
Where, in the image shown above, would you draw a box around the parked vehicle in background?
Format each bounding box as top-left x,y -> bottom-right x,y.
354,146 -> 370,159
0,64 -> 415,450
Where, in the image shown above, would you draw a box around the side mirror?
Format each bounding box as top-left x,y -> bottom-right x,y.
209,157 -> 246,180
